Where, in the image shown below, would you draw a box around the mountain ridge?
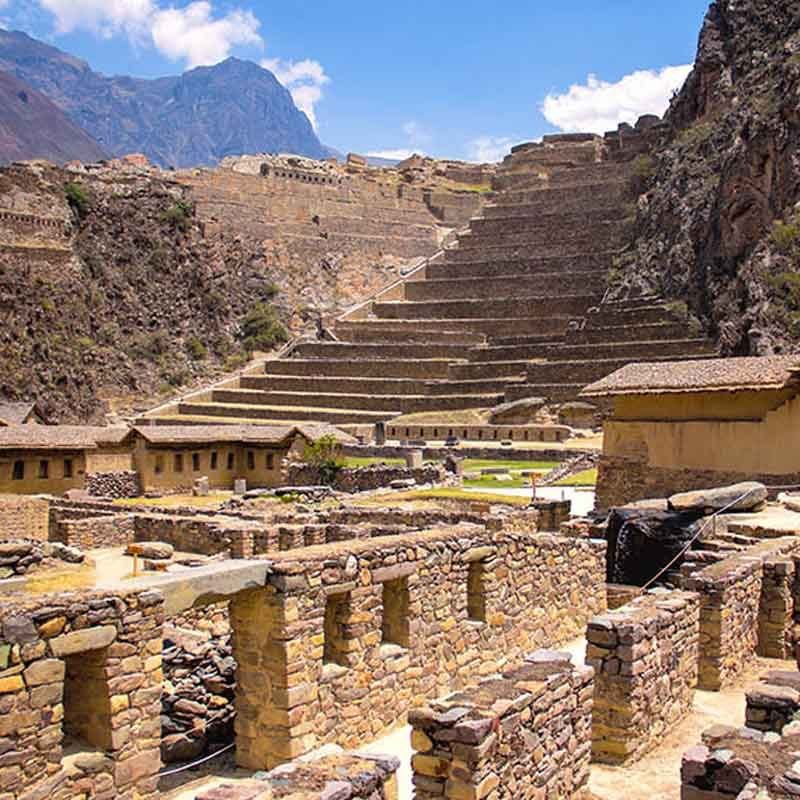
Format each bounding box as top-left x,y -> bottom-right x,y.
0,29 -> 328,167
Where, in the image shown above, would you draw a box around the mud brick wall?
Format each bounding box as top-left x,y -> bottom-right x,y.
55,514 -> 136,551
196,753 -> 400,800
759,557 -> 796,659
587,590 -> 700,764
0,494 -> 50,541
685,556 -> 763,691
0,588 -> 164,800
85,471 -> 141,499
409,650 -> 594,800
229,527 -> 606,769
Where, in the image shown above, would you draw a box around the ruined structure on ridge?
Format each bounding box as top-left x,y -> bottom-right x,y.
158,128 -> 716,430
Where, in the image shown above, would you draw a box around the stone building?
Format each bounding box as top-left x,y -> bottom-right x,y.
0,425 -> 134,494
583,355 -> 800,507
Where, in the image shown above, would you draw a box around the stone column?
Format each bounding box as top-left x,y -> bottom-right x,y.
758,557 -> 795,659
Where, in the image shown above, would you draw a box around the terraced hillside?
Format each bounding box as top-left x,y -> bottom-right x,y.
151,129 -> 717,431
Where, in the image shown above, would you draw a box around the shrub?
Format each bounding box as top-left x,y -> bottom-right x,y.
770,217 -> 800,254
65,182 -> 90,218
224,351 -> 251,371
162,199 -> 193,230
186,336 -> 207,361
130,330 -> 170,358
303,434 -> 345,485
631,154 -> 656,180
240,302 -> 289,353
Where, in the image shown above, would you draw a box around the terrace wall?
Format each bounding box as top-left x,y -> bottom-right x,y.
587,590 -> 700,763
229,527 -> 606,769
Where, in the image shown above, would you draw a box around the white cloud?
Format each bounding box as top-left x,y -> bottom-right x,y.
402,120 -> 431,148
261,57 -> 330,130
151,2 -> 261,69
0,0 -> 9,9
541,64 -> 692,134
37,0 -> 154,38
466,135 -> 519,163
366,149 -> 420,161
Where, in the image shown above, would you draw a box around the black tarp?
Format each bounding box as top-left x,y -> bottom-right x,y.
606,507 -> 704,586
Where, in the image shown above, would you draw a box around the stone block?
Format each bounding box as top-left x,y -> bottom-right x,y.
49,625 -> 117,657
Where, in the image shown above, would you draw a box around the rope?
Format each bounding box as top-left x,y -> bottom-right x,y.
158,743 -> 235,778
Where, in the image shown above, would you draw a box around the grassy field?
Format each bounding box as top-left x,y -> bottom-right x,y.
554,468 -> 598,486
374,488 -> 532,506
462,459 -> 558,472
113,493 -> 233,509
341,456 -> 405,468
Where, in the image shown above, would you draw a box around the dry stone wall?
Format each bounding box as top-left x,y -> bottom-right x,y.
587,590 -> 700,763
53,514 -> 136,550
229,527 -> 606,769
284,462 -> 444,492
0,494 -> 49,541
409,650 -> 594,800
0,588 -> 164,800
85,471 -> 141,499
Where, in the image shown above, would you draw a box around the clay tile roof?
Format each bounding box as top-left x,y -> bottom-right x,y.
0,401 -> 39,426
580,356 -> 800,398
0,425 -> 132,451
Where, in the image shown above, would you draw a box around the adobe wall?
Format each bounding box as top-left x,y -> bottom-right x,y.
0,587 -> 164,800
587,590 -> 700,764
0,494 -> 50,541
409,650 -> 594,800
229,527 -> 606,769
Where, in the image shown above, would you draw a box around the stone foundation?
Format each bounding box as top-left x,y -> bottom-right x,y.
0,588 -> 164,800
229,527 -> 606,769
745,671 -> 800,733
409,650 -> 594,800
587,590 -> 700,763
284,462 -> 445,492
54,514 -> 136,550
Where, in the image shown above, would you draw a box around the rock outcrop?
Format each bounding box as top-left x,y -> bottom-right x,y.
611,0 -> 800,354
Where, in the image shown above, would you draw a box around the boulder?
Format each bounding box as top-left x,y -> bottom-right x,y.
160,732 -> 204,764
490,397 -> 546,425
557,401 -> 599,429
193,476 -> 209,497
47,542 -> 85,563
126,541 -> 174,560
668,482 -> 768,514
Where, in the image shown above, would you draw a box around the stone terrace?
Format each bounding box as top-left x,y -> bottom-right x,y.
151,126 -> 715,431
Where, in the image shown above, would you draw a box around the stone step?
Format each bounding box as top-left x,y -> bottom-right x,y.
505,382 -> 590,403
447,239 -> 620,262
448,360 -> 533,382
424,377 -> 527,396
402,271 -> 606,302
241,374 -> 431,396
489,334 -> 562,347
263,358 -> 454,380
487,181 -> 629,214
432,252 -> 613,278
499,142 -> 600,167
456,217 -> 628,249
469,208 -> 627,236
177,401 -> 392,425
523,353 -> 712,385
548,338 -> 717,362
467,343 -> 550,362
493,162 -> 634,192
210,388 -> 502,413
292,341 -> 466,360
372,295 -> 597,321
564,322 -> 689,345
332,322 -> 486,346
339,317 -> 572,338
579,303 -> 682,327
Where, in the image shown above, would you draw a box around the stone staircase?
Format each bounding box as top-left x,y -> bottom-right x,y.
150,130 -> 717,431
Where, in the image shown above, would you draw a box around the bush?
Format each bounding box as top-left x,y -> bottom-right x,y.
303,434 -> 345,485
770,217 -> 800,254
240,302 -> 289,353
186,336 -> 207,361
224,351 -> 251,371
65,182 -> 90,218
162,199 -> 193,230
631,154 -> 656,180
130,330 -> 170,358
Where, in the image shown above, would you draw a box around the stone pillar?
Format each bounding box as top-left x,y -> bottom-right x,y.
405,449 -> 423,469
758,557 -> 795,659
374,422 -> 386,446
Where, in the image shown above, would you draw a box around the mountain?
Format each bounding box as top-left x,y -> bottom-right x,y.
0,30 -> 327,167
0,70 -> 106,164
611,0 -> 800,355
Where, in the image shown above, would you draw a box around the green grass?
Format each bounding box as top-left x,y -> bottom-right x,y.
385,488 -> 531,506
462,459 -> 558,472
464,477 -> 528,490
341,456 -> 406,468
554,468 -> 598,487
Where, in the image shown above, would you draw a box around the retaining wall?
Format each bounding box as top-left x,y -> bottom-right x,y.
0,494 -> 50,541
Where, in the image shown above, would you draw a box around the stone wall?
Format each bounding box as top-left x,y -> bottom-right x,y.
0,587 -> 164,800
759,557 -> 796,659
195,752 -> 400,800
745,671 -> 800,733
53,514 -> 136,551
132,513 -> 261,558
285,462 -> 444,492
171,601 -> 230,637
0,494 -> 50,541
85,471 -> 142,499
409,650 -> 594,800
229,526 -> 606,769
587,590 -> 700,763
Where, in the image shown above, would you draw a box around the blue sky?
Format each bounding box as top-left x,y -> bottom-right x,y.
1,0 -> 711,161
